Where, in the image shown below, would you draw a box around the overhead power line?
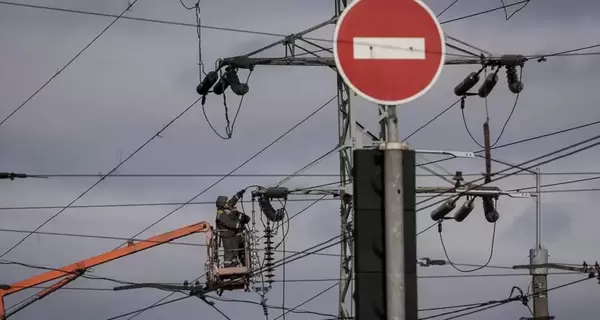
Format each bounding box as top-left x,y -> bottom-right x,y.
419,118 -> 600,168
2,0 -> 591,60
426,277 -> 595,320
0,197 -> 337,211
0,227 -> 339,257
416,132 -> 600,221
403,98 -> 462,142
0,96 -> 203,260
111,95 -> 336,252
0,260 -> 141,289
8,170 -> 600,180
0,0 -> 138,128
106,295 -> 191,320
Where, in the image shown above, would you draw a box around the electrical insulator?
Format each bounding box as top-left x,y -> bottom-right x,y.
257,195 -> 285,222
212,76 -> 229,95
454,198 -> 475,222
430,199 -> 456,221
506,66 -> 524,94
263,187 -> 289,199
478,73 -> 498,98
482,197 -> 499,223
195,71 -> 218,96
263,224 -> 275,287
225,69 -> 249,96
454,72 -> 480,96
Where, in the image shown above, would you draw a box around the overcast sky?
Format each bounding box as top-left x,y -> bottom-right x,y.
1,0 -> 599,319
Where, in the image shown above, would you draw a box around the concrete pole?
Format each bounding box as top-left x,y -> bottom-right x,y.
531,167 -> 550,318
383,105 -> 405,320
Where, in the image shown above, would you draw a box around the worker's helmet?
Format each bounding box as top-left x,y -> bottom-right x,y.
216,196 -> 228,208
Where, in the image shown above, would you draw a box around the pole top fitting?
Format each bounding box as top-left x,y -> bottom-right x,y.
379,142 -> 409,150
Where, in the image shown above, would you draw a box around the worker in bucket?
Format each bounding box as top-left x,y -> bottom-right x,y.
215,189 -> 251,267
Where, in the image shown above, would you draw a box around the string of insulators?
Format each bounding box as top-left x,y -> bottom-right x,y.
506,66 -> 524,94
260,298 -> 269,317
263,222 -> 275,287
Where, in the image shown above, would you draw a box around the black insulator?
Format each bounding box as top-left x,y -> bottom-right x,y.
264,187 -> 289,199
506,67 -> 524,94
196,71 -> 218,96
430,199 -> 456,221
217,66 -> 249,96
482,197 -> 499,223
230,83 -> 249,96
212,77 -> 229,95
257,194 -> 285,222
508,80 -> 524,94
478,73 -> 498,98
454,198 -> 475,222
454,72 -> 480,96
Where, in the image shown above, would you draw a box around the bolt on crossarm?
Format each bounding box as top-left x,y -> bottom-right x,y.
0,221 -> 212,319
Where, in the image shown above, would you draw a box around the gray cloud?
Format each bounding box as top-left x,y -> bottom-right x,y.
0,0 -> 599,319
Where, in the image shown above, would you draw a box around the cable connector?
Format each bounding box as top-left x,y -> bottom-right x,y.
418,257 -> 447,267
0,172 -> 28,180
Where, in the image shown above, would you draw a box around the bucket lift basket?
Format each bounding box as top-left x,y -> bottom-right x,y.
205,227 -> 253,294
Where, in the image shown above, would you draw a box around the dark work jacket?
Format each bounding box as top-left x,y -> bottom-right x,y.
216,194 -> 241,237
216,208 -> 241,237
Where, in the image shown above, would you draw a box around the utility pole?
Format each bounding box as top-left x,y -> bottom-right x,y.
213,1 -> 528,317
484,156 -> 551,319
383,105 -> 407,320
530,167 -> 550,319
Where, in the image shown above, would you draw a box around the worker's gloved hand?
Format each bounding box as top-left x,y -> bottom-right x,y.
236,189 -> 246,198
239,213 -> 251,225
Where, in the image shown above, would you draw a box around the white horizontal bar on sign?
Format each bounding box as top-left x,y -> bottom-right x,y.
353,37 -> 426,60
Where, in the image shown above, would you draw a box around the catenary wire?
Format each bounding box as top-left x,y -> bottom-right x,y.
484,119 -> 600,153
441,277 -> 594,320
106,295 -> 192,320
500,0 -> 531,20
0,259 -> 180,313
0,227 -> 338,257
11,270 -> 581,292
272,283 -> 338,320
0,197 -> 338,211
436,0 -> 461,18
11,171 -> 600,180
490,66 -> 524,147
417,133 -> 600,212
206,295 -> 337,318
0,0 -> 138,129
0,0 -> 560,58
118,235 -> 344,319
0,96 -> 203,260
121,113 -> 341,317
419,118 -> 600,168
420,277 -> 593,320
439,221 -> 497,273
511,175 -> 600,191
528,44 -> 600,60
403,98 -> 462,142
119,272 -> 208,320
0,260 -> 141,288
416,134 -> 600,234
110,95 -> 336,253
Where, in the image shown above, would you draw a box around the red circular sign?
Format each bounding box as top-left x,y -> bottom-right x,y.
333,0 -> 445,105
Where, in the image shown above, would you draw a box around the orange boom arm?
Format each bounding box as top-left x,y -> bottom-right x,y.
0,221 -> 212,319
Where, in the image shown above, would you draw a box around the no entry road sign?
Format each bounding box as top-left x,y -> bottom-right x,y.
333,0 -> 446,106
